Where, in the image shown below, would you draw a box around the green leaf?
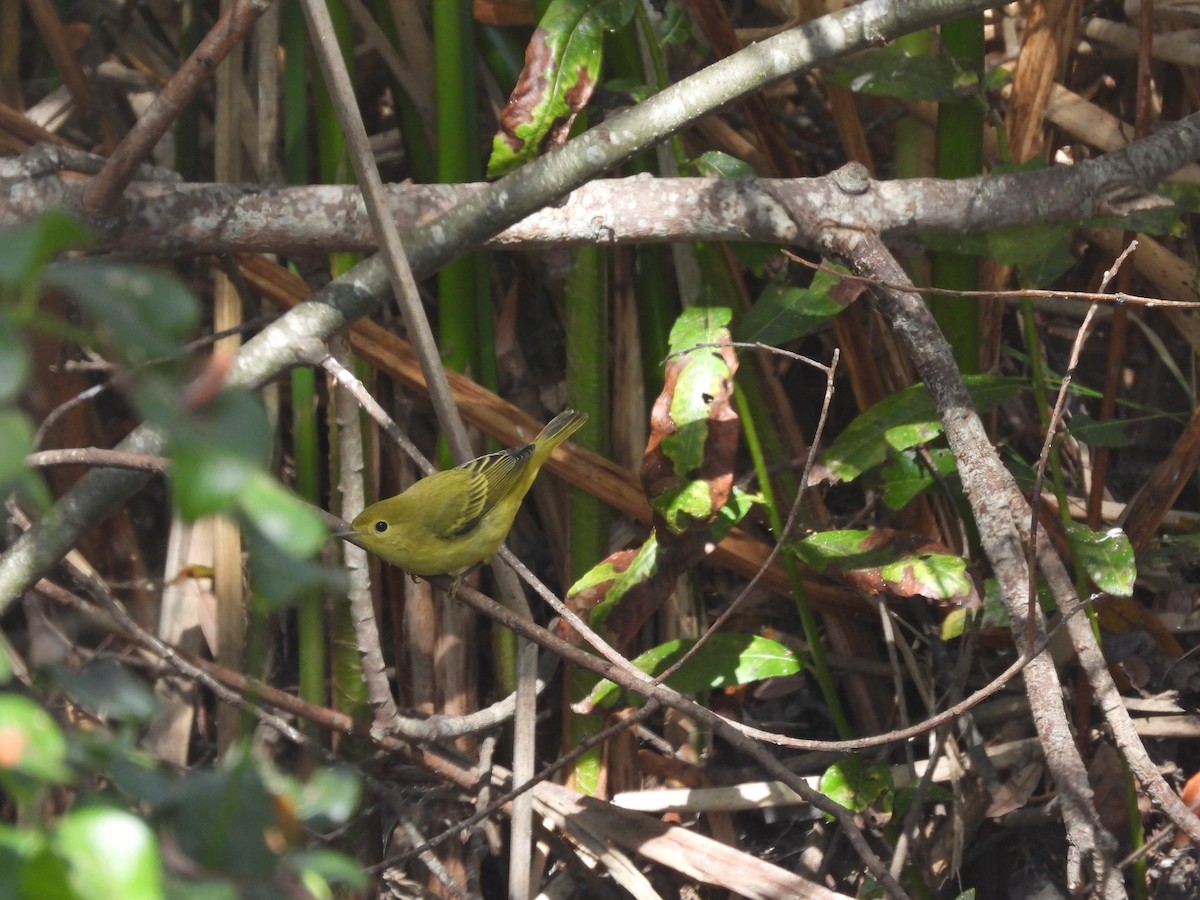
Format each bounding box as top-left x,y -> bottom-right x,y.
275,767 -> 360,830
288,849 -> 368,891
0,309 -> 30,404
690,150 -> 756,177
577,534 -> 661,630
818,754 -> 893,814
236,471 -> 326,559
826,45 -> 970,103
487,0 -> 638,176
879,552 -> 973,603
164,388 -> 274,520
1065,522 -> 1135,598
245,526 -> 348,609
587,633 -> 804,709
171,449 -> 261,521
161,757 -> 277,878
792,530 -> 978,605
661,306 -> 733,474
0,409 -> 35,496
822,375 -> 1021,482
0,211 -> 91,294
46,261 -> 198,366
738,269 -> 846,345
0,823 -> 42,898
877,447 -> 958,510
53,807 -> 163,900
0,693 -> 70,790
652,480 -> 715,533
1067,412 -> 1143,448
49,659 -> 160,723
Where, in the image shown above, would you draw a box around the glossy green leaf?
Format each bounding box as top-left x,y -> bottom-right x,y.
53,807 -> 163,900
879,552 -> 973,603
46,261 -> 198,365
487,0 -> 638,176
661,306 -> 733,474
818,754 -> 893,815
587,632 -> 805,709
822,375 -> 1021,482
738,269 -> 846,346
653,480 -> 715,533
579,533 -> 661,630
793,530 -> 978,605
1065,522 -> 1135,598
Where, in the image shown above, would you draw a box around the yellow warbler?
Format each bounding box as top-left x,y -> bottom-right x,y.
341,410 -> 587,576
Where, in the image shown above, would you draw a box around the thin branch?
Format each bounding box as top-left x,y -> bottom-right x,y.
79,0 -> 275,215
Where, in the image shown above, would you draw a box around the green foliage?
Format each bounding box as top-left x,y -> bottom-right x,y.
738,268 -> 846,346
487,0 -> 638,176
585,632 -> 806,709
1066,412 -> 1146,448
36,244 -> 337,609
818,754 -> 893,816
792,529 -> 976,605
821,375 -> 1021,483
876,447 -> 958,510
0,214 -> 94,504
0,693 -> 70,800
826,43 -> 1004,103
0,684 -> 363,898
0,211 -> 359,895
1064,522 -> 1136,598
652,307 -> 735,531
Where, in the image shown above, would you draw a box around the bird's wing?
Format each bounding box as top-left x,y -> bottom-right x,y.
453,442 -> 536,530
394,468 -> 488,540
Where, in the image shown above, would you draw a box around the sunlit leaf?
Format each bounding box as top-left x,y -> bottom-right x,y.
818,755 -> 893,815
738,268 -> 846,346
1065,522 -> 1135,598
792,529 -> 979,606
53,807 -> 163,900
822,375 -> 1021,482
587,632 -> 805,709
487,0 -> 638,176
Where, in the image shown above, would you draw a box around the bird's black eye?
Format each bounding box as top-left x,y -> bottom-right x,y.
373,521 -> 388,534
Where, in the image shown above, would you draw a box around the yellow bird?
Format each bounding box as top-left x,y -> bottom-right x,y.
340,410 -> 587,576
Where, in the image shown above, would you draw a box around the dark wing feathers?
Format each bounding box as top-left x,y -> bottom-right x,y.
449,442 -> 535,534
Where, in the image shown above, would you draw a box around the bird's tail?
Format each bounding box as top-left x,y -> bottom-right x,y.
532,409 -> 588,463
